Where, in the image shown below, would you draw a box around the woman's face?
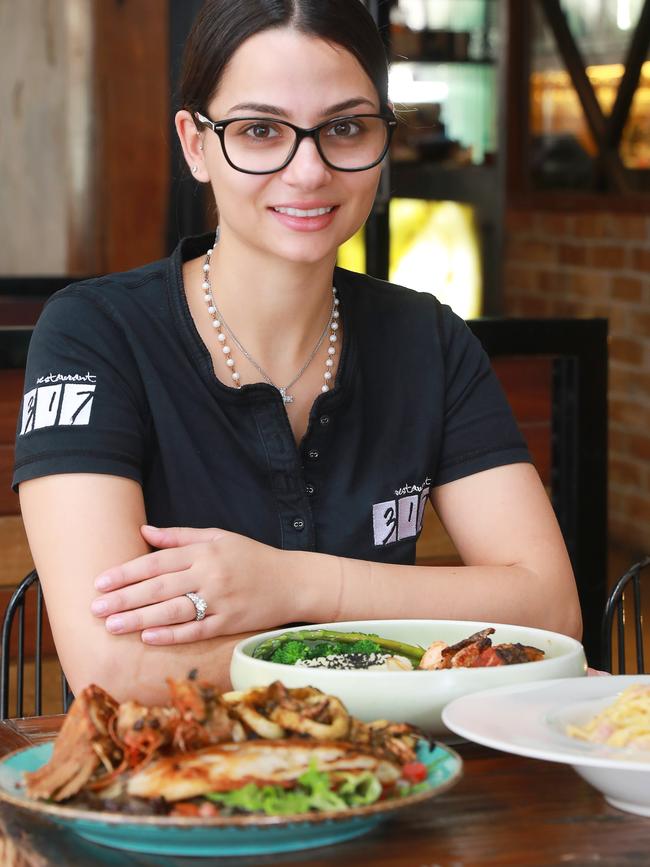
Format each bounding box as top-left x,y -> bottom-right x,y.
180,28 -> 384,267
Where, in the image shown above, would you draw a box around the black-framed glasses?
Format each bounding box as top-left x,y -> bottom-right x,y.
194,112 -> 397,174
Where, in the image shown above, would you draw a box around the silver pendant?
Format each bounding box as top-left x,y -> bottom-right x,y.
279,387 -> 294,405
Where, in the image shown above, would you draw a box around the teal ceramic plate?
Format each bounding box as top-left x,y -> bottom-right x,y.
0,740 -> 462,856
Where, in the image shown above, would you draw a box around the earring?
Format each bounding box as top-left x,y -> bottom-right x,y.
192,165 -> 199,173
199,143 -> 204,151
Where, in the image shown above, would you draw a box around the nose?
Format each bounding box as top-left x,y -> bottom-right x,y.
280,136 -> 332,189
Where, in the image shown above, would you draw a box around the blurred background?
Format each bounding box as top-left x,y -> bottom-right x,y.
0,1 -> 648,695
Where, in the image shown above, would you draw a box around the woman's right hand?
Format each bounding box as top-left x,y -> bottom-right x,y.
89,524 -> 303,646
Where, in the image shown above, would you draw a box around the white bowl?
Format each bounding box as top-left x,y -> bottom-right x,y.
442,675 -> 650,816
230,619 -> 587,736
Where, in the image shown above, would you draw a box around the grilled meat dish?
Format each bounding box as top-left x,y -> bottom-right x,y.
418,628 -> 545,670
126,740 -> 400,802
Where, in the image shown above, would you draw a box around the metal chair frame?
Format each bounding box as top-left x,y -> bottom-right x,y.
601,556 -> 650,674
0,569 -> 73,719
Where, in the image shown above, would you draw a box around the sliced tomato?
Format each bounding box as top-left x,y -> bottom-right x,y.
170,802 -> 201,817
401,761 -> 428,784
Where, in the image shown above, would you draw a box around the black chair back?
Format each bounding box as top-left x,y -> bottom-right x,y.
601,556 -> 650,674
0,570 -> 73,719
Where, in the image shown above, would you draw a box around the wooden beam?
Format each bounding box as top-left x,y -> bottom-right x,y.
604,0 -> 650,149
538,0 -> 628,193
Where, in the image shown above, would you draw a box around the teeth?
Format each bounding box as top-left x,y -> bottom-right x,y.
274,206 -> 334,217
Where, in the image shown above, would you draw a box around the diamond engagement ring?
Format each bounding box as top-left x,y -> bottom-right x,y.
184,592 -> 208,621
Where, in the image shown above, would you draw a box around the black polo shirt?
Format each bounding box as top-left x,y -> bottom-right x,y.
13,233 -> 531,564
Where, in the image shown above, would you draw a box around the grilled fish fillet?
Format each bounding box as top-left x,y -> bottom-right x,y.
127,739 -> 400,801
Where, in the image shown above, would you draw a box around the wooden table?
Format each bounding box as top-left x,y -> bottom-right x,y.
0,715 -> 647,866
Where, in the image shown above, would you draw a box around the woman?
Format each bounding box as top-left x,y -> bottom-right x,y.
14,0 -> 581,703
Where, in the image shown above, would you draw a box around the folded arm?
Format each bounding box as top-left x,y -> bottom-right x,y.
90,463 -> 581,645
20,462 -> 581,703
18,474 -> 256,704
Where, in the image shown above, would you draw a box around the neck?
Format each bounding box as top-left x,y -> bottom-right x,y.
202,230 -> 337,370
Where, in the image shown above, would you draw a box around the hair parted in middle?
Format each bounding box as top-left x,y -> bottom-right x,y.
179,0 -> 390,124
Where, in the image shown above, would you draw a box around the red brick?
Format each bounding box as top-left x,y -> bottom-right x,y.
537,213 -> 574,237
608,336 -> 644,365
505,210 -> 537,234
608,427 -> 629,454
609,457 -> 644,487
609,398 -> 650,429
624,493 -> 650,525
550,299 -> 584,317
608,517 -> 646,550
627,433 -> 650,462
514,296 -> 552,317
591,304 -> 627,331
631,246 -> 650,272
610,275 -> 643,302
558,244 -> 588,266
504,264 -> 537,292
565,271 -> 609,298
506,239 -> 557,265
606,214 -> 649,241
574,213 -> 608,239
587,245 -> 626,269
627,311 -> 650,337
609,366 -> 650,397
536,270 -> 567,294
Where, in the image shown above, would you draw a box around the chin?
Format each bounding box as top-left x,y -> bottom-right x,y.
265,236 -> 342,267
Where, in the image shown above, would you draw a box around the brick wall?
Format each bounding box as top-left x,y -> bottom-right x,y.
503,210 -> 650,551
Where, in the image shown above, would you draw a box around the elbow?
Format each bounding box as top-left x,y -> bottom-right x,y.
61,637 -> 161,705
543,582 -> 583,642
558,603 -> 583,642
64,657 -> 131,704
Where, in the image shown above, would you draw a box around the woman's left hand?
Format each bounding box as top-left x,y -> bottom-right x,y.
89,525 -> 294,645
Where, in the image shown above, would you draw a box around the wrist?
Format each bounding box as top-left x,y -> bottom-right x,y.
279,550 -> 339,623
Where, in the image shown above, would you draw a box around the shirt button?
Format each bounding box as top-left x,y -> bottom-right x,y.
319,415 -> 330,426
293,518 -> 305,531
308,449 -> 319,460
305,484 -> 315,496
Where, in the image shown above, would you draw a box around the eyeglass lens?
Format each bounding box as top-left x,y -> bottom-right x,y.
222,117 -> 390,172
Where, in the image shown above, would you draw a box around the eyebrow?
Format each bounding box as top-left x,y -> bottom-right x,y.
225,97 -> 377,117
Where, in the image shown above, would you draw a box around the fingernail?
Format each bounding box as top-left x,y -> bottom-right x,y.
91,599 -> 108,615
142,525 -> 160,532
95,575 -> 111,590
106,616 -> 125,633
142,630 -> 161,643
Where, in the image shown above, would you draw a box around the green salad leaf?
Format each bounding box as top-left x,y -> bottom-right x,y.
205,760 -> 383,816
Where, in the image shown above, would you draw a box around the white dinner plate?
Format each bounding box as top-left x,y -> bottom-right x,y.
442,675 -> 650,816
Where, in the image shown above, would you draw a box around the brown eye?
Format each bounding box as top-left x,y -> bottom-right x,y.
327,119 -> 362,138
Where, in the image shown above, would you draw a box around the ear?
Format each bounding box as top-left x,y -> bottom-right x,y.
175,110 -> 209,182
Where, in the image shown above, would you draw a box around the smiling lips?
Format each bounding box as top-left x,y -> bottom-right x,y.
270,203 -> 338,232
274,205 -> 334,217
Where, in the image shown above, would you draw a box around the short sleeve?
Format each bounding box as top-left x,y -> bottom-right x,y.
12,288 -> 148,490
433,306 -> 532,487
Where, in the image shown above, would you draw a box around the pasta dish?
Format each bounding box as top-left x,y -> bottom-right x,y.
566,684 -> 650,749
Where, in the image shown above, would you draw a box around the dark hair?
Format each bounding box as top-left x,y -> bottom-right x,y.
179,0 -> 389,122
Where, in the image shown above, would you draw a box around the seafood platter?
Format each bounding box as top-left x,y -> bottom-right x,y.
0,674 -> 462,856
231,619 -> 587,735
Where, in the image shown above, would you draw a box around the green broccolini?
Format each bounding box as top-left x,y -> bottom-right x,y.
269,640 -> 310,665
254,628 -> 424,666
269,638 -> 382,664
307,641 -> 343,659
349,639 -> 382,655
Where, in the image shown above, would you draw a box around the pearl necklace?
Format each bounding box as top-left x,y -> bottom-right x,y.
201,234 -> 340,404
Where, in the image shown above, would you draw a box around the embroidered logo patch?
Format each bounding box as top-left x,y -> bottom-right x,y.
20,373 -> 97,435
372,477 -> 431,546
